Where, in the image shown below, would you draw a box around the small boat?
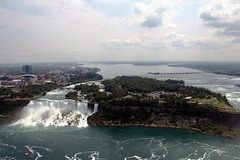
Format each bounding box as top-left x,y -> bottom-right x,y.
24,153 -> 30,156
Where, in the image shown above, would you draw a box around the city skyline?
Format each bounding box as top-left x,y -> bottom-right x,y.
0,0 -> 240,63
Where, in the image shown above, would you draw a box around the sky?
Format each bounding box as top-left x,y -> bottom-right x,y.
0,0 -> 240,63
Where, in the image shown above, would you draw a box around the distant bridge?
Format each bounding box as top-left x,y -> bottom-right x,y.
147,72 -> 208,75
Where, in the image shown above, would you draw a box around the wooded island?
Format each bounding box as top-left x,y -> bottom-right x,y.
67,76 -> 240,138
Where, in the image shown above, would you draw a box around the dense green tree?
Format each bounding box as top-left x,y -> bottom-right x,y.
65,91 -> 78,101
102,76 -> 229,105
75,84 -> 99,94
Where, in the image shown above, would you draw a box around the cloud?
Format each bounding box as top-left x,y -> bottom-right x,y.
1,0 -> 240,62
232,38 -> 240,43
133,6 -> 142,15
199,1 -> 240,37
102,32 -> 222,53
142,14 -> 162,28
164,32 -> 223,50
132,0 -> 179,28
199,12 -> 219,21
172,39 -> 189,49
0,0 -> 130,62
102,36 -> 142,52
191,40 -> 221,50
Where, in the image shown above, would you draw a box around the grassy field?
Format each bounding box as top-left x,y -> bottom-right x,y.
192,98 -> 239,113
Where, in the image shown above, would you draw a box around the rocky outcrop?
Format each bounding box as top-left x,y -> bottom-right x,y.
0,99 -> 29,123
88,105 -> 240,138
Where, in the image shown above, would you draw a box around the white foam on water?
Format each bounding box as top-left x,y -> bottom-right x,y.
226,93 -> 237,98
216,87 -> 228,92
46,90 -> 65,96
124,155 -> 148,160
226,93 -> 240,104
180,140 -> 238,160
65,151 -> 101,160
231,78 -> 240,81
0,140 -> 17,150
0,156 -> 17,160
24,145 -> 53,160
149,139 -> 168,159
232,92 -> 240,94
14,99 -> 98,128
25,145 -> 43,160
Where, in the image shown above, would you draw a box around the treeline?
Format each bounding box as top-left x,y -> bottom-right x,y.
102,76 -> 186,94
159,94 -> 198,109
0,83 -> 61,99
69,73 -> 103,84
0,88 -> 13,97
165,79 -> 185,85
65,91 -> 78,101
102,76 -> 229,105
75,84 -> 99,94
67,67 -> 100,75
68,76 -> 230,109
87,91 -> 109,103
109,94 -> 198,109
110,97 -> 159,107
102,80 -> 128,98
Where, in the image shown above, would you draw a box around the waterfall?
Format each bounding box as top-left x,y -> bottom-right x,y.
15,99 -> 98,128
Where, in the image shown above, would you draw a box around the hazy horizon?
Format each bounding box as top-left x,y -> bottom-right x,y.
1,0 -> 240,63
1,60 -> 240,65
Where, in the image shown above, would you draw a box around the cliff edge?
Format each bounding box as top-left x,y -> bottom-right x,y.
88,105 -> 240,138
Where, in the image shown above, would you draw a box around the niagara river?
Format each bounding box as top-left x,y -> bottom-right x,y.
1,63 -> 240,160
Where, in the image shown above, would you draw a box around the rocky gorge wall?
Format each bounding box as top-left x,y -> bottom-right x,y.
0,99 -> 30,123
88,104 -> 240,138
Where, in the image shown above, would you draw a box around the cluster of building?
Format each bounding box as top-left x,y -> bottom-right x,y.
0,65 -> 70,88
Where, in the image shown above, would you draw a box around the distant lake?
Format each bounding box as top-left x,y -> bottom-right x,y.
83,62 -> 201,80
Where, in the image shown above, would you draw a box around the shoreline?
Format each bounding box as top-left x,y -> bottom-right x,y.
0,99 -> 30,123
1,100 -> 239,139
87,105 -> 240,139
1,75 -> 240,139
88,122 -> 240,139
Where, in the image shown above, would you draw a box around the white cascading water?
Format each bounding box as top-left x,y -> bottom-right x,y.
14,88 -> 98,128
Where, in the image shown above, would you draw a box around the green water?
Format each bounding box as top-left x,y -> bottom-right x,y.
1,125 -> 240,160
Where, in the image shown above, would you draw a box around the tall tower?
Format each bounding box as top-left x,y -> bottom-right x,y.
22,65 -> 32,74
37,72 -> 41,81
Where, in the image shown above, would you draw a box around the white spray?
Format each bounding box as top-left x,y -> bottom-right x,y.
15,89 -> 98,128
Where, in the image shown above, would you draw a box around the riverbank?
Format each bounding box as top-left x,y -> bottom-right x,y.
0,99 -> 29,123
81,76 -> 240,138
89,122 -> 240,139
0,70 -> 104,124
169,62 -> 240,77
88,105 -> 240,138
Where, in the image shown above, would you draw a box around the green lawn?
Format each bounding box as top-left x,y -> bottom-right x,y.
192,98 -> 239,113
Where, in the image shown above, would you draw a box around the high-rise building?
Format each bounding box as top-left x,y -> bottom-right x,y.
37,72 -> 41,81
44,73 -> 51,80
22,65 -> 32,74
